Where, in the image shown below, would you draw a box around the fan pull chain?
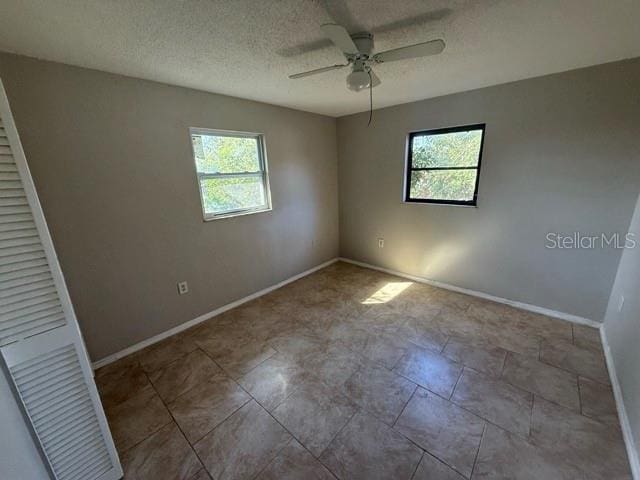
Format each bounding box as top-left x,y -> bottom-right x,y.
367,70 -> 373,127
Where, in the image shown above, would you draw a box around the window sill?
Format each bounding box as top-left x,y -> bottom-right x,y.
403,199 -> 478,207
203,206 -> 272,222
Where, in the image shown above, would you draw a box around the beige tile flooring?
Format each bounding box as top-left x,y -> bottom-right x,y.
96,262 -> 631,480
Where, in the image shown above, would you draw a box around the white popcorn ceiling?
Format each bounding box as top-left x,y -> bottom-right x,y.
0,0 -> 638,117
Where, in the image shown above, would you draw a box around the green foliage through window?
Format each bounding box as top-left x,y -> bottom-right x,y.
191,130 -> 270,218
410,170 -> 477,201
192,135 -> 260,174
406,125 -> 484,205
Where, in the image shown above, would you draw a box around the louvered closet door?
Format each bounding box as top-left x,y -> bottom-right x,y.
0,79 -> 123,480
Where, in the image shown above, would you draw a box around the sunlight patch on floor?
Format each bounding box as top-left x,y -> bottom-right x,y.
362,282 -> 413,304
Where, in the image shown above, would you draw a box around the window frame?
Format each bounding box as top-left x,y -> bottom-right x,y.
189,127 -> 272,221
404,123 -> 486,207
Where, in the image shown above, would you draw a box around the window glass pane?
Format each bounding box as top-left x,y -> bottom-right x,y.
192,134 -> 261,174
410,170 -> 477,201
411,129 -> 482,168
200,176 -> 266,215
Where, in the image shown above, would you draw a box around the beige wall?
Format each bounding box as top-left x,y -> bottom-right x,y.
0,53 -> 339,361
2,50 -> 639,362
337,58 -> 640,322
603,190 -> 640,472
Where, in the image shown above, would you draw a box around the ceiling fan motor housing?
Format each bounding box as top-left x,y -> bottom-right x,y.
350,33 -> 374,58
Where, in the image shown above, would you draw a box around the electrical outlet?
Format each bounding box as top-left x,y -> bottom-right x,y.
378,238 -> 384,248
618,295 -> 625,312
177,281 -> 189,295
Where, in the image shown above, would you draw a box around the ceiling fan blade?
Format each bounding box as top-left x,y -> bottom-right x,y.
320,23 -> 359,55
369,69 -> 381,87
373,39 -> 445,63
288,63 -> 348,79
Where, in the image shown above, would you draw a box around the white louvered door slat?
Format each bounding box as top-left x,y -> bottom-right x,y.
0,79 -> 122,480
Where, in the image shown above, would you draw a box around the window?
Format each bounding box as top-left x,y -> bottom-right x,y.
190,128 -> 271,220
405,124 -> 485,206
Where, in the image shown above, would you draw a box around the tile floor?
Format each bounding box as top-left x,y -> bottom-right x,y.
96,262 -> 631,480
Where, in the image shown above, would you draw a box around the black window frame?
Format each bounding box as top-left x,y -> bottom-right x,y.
404,123 -> 486,206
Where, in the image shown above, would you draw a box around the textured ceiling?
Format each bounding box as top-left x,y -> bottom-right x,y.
0,0 -> 638,117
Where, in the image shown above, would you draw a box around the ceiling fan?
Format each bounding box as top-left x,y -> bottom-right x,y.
289,23 -> 445,92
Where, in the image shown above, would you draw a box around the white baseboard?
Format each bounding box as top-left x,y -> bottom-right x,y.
92,257 -> 339,370
93,254 -> 598,368
601,327 -> 640,480
338,257 -> 600,328
94,255 -> 598,370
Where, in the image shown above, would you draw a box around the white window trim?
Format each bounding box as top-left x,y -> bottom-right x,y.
189,127 -> 272,221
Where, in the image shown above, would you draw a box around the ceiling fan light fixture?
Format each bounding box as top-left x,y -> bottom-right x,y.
346,69 -> 370,92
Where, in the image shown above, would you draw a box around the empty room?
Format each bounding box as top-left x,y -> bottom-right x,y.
0,1 -> 639,479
